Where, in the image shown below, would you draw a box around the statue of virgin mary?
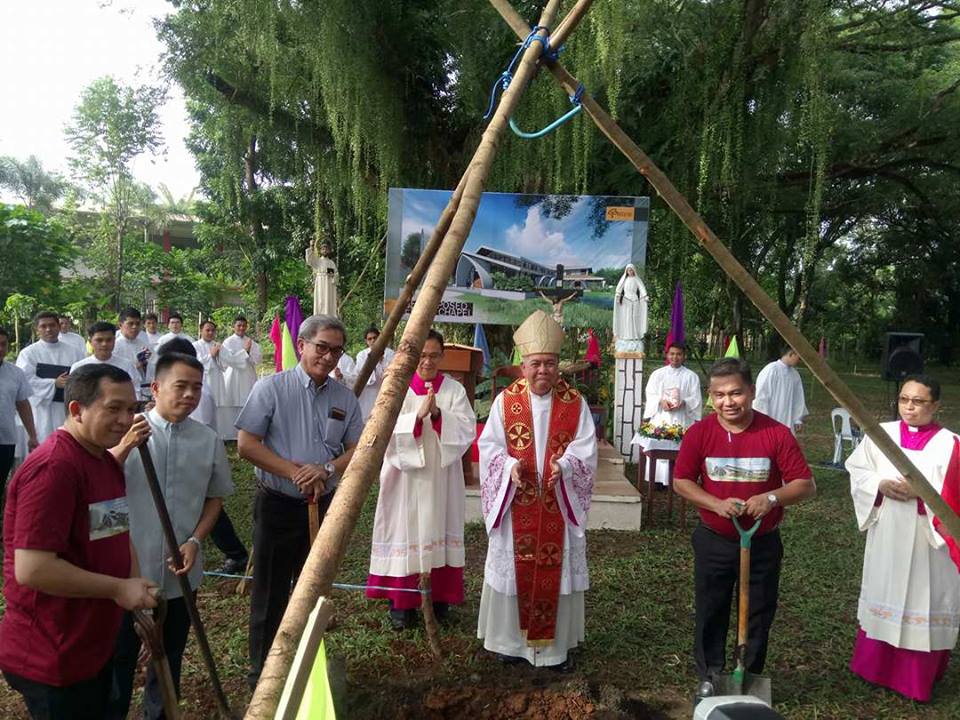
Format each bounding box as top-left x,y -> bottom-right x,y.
613,263 -> 648,352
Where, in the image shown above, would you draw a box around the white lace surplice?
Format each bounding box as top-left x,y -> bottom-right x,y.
368,377 -> 476,577
847,422 -> 960,651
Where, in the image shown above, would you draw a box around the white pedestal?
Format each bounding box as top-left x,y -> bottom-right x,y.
614,352 -> 645,462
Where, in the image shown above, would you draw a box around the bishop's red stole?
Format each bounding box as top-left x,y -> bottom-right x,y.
503,377 -> 581,644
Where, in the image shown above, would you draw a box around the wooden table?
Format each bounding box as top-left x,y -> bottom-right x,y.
631,435 -> 687,529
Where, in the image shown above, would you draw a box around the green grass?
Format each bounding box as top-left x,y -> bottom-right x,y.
1,364 -> 959,718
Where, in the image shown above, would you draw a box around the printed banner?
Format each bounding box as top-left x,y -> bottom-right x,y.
384,189 -> 650,326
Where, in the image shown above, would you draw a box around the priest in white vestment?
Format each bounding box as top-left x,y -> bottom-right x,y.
354,326 -> 396,421
16,312 -> 85,442
221,316 -> 262,441
643,343 -> 702,485
846,375 -> 960,702
194,320 -> 246,436
754,349 -> 808,434
478,310 -> 597,670
70,321 -> 139,380
366,329 -> 476,629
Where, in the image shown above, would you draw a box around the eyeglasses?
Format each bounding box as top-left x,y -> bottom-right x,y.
302,339 -> 345,359
898,396 -> 933,407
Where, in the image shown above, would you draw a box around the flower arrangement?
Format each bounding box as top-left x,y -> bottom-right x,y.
637,422 -> 685,442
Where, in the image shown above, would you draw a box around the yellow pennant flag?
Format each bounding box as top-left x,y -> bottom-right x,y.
294,639 -> 336,720
281,321 -> 298,370
276,597 -> 336,720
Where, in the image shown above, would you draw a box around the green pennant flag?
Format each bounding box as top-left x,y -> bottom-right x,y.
724,336 -> 740,358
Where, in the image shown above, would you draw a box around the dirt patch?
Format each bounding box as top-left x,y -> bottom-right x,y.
391,682 -> 670,720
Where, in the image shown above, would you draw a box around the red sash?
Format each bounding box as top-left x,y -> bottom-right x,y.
503,377 -> 581,644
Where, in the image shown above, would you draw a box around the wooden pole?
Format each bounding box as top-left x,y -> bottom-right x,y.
243,3 -> 590,716
351,171 -> 470,395
420,573 -> 443,660
137,445 -> 235,719
490,0 -> 960,540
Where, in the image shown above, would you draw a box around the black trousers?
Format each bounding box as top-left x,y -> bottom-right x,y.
248,488 -> 334,688
210,508 -> 248,563
0,443 -> 16,498
106,595 -> 193,720
692,524 -> 783,681
4,659 -> 113,720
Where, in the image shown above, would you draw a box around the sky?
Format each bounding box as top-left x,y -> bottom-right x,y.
397,189 -> 640,272
0,0 -> 199,203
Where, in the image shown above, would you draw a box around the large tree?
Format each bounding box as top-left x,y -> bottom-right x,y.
157,0 -> 960,361
65,76 -> 166,312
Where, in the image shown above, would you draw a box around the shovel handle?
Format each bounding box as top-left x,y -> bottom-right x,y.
308,500 -> 320,543
737,543 -> 751,650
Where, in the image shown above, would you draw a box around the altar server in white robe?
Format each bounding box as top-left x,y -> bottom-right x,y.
354,326 -> 396,421
194,320 -> 245,436
113,307 -> 154,399
366,329 -> 476,630
156,313 -> 195,351
221,316 -> 262,441
643,342 -> 702,485
754,348 -> 808,434
57,315 -> 87,355
70,322 -> 139,380
846,374 -> 960,703
144,313 -> 162,350
332,352 -> 357,389
478,310 -> 597,670
16,311 -> 85,442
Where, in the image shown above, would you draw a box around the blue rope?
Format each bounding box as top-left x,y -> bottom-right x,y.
203,571 -> 427,594
509,83 -> 586,140
483,25 -> 555,121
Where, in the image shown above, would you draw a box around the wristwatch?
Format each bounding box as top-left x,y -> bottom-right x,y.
186,536 -> 202,549
766,493 -> 779,507
323,461 -> 337,481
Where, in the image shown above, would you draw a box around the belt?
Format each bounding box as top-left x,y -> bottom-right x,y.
256,483 -> 309,505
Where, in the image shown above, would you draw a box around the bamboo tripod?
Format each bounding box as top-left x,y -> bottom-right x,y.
246,1 -> 960,716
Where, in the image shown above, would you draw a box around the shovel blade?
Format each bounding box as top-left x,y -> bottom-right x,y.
717,672 -> 772,705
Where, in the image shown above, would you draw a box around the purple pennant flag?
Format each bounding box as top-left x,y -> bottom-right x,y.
284,295 -> 305,360
663,281 -> 685,361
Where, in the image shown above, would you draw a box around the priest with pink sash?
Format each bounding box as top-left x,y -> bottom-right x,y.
847,374 -> 960,702
366,329 -> 476,630
477,310 -> 597,670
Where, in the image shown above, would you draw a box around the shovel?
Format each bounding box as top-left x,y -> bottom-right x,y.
717,514 -> 772,704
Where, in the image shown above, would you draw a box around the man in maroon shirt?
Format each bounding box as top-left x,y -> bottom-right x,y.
673,357 -> 816,700
0,363 -> 158,720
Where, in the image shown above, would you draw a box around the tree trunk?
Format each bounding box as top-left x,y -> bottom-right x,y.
245,135 -> 269,318
115,225 -> 124,313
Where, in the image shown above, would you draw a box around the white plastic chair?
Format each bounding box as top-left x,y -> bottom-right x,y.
831,408 -> 860,465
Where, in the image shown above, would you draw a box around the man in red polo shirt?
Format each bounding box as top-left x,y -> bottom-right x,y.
0,364 -> 158,720
674,357 -> 816,700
